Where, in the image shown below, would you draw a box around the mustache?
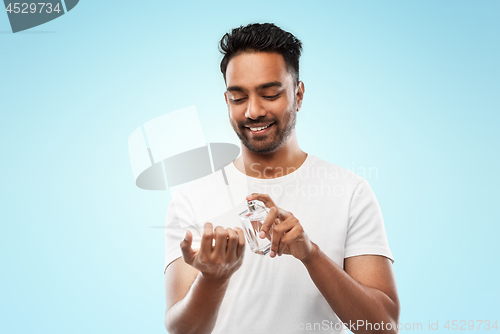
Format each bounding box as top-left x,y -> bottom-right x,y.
240,119 -> 277,127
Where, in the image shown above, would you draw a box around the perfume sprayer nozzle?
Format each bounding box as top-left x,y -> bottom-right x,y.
247,200 -> 257,212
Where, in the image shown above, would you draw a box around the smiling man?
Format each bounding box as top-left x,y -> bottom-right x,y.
164,23 -> 400,334
225,52 -> 300,155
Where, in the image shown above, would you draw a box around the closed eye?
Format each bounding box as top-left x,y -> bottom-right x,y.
229,93 -> 280,103
263,93 -> 280,99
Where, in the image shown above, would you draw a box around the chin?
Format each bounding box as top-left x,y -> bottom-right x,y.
245,141 -> 282,154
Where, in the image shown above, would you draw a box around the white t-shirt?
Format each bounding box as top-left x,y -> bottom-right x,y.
164,154 -> 393,333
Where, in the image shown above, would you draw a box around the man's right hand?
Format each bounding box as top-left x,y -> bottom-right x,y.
180,223 -> 245,282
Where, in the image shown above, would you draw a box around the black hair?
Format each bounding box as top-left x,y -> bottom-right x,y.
219,23 -> 303,84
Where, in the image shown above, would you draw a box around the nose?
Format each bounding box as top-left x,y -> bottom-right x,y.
244,95 -> 267,120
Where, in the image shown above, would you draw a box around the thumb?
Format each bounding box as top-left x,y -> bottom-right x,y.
180,230 -> 195,264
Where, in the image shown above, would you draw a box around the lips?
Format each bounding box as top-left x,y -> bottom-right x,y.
245,123 -> 274,135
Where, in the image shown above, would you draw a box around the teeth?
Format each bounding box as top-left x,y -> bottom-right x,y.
249,124 -> 270,131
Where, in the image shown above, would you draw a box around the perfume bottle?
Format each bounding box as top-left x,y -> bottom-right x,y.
239,200 -> 273,255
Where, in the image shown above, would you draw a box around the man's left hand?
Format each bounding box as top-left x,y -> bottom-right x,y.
246,193 -> 314,261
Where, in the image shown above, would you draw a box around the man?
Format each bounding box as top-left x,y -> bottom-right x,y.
164,23 -> 400,334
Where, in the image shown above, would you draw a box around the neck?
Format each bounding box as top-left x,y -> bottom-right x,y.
233,131 -> 308,179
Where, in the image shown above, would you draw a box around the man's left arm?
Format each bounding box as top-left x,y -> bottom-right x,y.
247,193 -> 400,334
302,246 -> 400,334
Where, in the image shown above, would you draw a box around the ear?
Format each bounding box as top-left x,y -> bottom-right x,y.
224,91 -> 229,106
295,81 -> 305,111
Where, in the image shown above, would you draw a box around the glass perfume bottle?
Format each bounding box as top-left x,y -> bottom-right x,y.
239,200 -> 273,255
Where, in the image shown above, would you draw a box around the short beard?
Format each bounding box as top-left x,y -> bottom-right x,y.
232,101 -> 297,154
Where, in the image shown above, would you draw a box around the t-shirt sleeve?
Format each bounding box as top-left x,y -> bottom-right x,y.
164,189 -> 202,273
344,179 -> 394,263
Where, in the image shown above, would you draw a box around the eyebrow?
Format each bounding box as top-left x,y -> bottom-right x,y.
226,81 -> 283,93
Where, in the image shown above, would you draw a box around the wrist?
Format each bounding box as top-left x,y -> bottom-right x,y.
300,242 -> 321,266
198,271 -> 231,289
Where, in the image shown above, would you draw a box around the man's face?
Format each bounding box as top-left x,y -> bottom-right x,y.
224,52 -> 304,154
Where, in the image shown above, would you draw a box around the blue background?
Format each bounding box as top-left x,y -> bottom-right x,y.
1,1 -> 498,333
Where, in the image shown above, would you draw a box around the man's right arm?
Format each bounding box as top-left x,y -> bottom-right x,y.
164,224 -> 245,334
164,259 -> 230,334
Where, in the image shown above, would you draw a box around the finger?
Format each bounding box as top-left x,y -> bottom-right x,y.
273,217 -> 298,256
246,193 -> 276,208
259,206 -> 279,239
180,230 -> 195,264
278,222 -> 304,256
279,225 -> 304,246
261,206 -> 295,239
269,216 -> 296,258
213,226 -> 228,259
272,216 -> 296,236
226,228 -> 239,260
235,227 -> 246,258
277,233 -> 288,256
262,218 -> 279,241
200,223 -> 214,255
271,221 -> 288,258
